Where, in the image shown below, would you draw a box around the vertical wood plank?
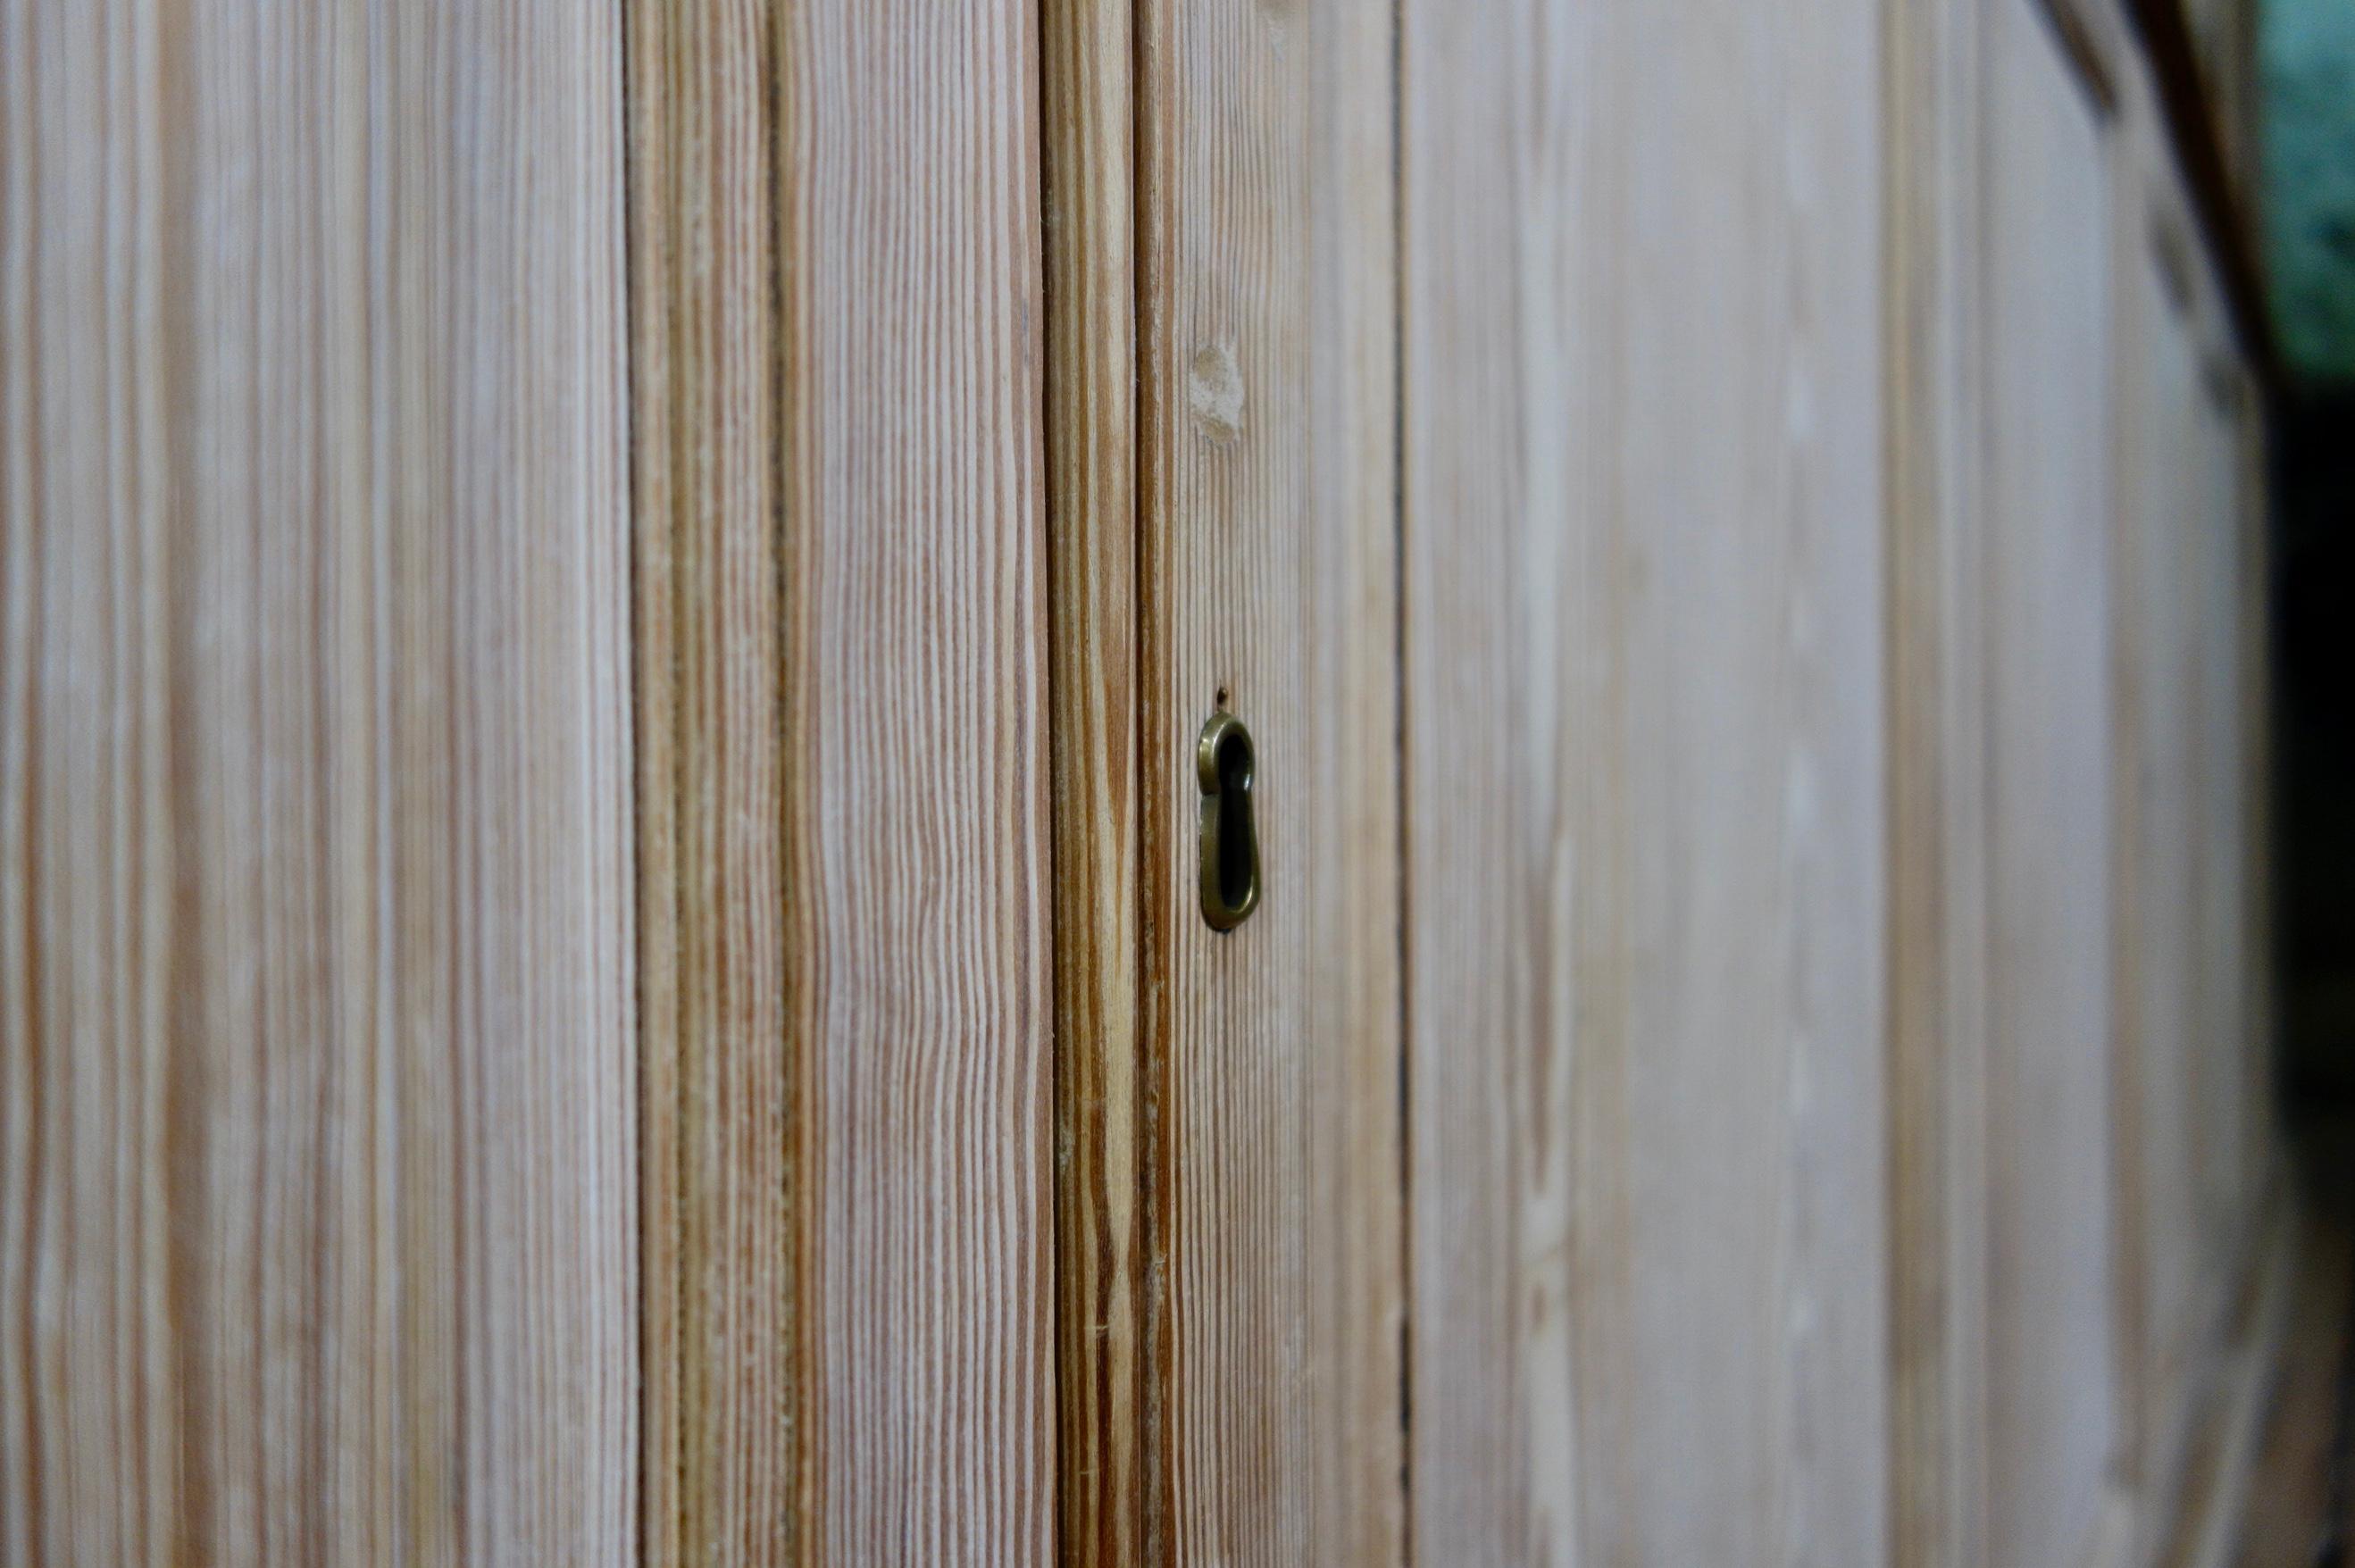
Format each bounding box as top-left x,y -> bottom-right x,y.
391,5 -> 640,1557
1899,17 -> 2278,1564
1979,3 -> 2119,1560
1887,0 -> 1995,1560
1039,0 -> 1143,1557
1394,3 -> 1893,1554
781,5 -> 1054,1553
2116,170 -> 2213,1519
627,0 -> 789,1559
1131,0 -> 1402,1556
2109,158 -> 2274,1564
0,0 -> 639,1561
1401,1 -> 1891,1561
631,0 -> 1058,1560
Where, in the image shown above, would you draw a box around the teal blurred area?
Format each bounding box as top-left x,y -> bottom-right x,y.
2264,0 -> 2355,381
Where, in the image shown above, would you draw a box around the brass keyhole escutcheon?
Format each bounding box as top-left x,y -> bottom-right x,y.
1198,709 -> 1261,932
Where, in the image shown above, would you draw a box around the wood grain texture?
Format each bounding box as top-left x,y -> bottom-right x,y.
1401,2 -> 1891,1561
1039,0 -> 1143,1558
777,3 -> 1054,1549
1132,0 -> 1402,1557
1980,4 -> 2120,1560
626,0 -> 790,1559
0,0 -> 639,1561
1886,0 -> 1995,1561
630,0 -> 1057,1560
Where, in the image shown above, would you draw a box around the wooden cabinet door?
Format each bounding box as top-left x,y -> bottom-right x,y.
3,0 -> 2283,1561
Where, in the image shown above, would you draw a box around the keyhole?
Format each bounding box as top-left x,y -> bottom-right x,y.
1197,710 -> 1261,932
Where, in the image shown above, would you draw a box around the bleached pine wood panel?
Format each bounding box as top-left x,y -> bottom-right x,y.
1401,2 -> 1891,1560
0,0 -> 638,1562
1980,1 -> 2119,1559
1127,0 -> 1403,1557
630,0 -> 1056,1561
1887,0 -> 1995,1561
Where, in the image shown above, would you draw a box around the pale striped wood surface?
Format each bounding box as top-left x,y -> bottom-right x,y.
635,0 -> 1059,1554
631,0 -> 1058,1560
1979,5 -> 2121,1562
1400,0 -> 1892,1560
0,0 -> 638,1561
767,4 -> 1055,1554
1887,0 -> 1996,1560
1129,0 -> 1404,1558
1890,6 -> 2276,1566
